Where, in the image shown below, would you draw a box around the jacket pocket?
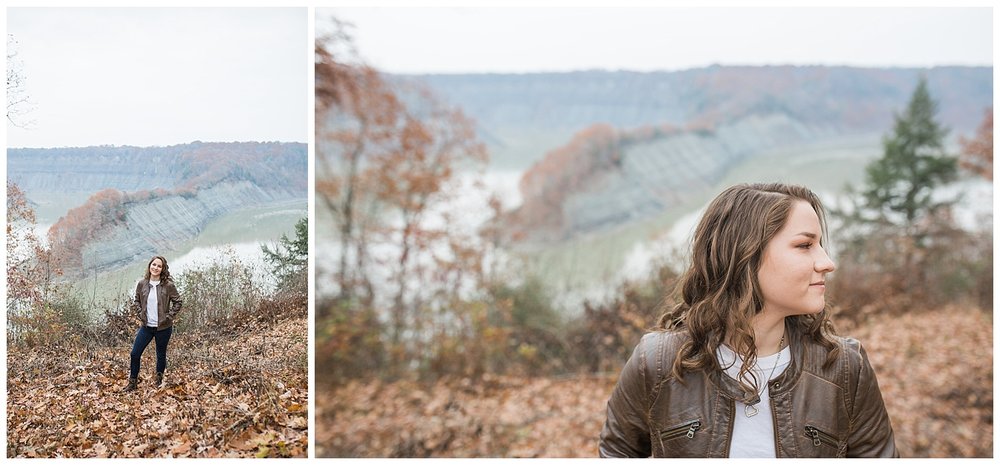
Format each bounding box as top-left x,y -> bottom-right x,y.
804,425 -> 840,448
660,419 -> 702,441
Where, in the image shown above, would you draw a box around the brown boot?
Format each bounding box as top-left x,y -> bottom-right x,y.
155,373 -> 164,387
122,378 -> 138,392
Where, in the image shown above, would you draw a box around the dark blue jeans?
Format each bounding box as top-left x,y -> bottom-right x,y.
129,325 -> 173,379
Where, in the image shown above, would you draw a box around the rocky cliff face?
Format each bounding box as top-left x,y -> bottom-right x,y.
408,66 -> 992,170
80,181 -> 295,272
405,66 -> 992,242
563,113 -> 827,236
8,142 -> 307,196
7,146 -> 185,193
7,142 -> 307,274
504,113 -> 837,242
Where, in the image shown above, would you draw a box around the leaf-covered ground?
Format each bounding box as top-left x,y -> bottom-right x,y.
7,317 -> 308,458
846,306 -> 993,458
317,306 -> 992,457
317,373 -> 617,457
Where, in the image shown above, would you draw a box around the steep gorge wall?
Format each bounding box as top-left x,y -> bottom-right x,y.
415,66 -> 990,133
432,66 -> 992,242
8,142 -> 307,274
563,114 -> 834,235
7,142 -> 307,197
410,66 -> 991,169
507,113 -> 838,241
7,147 -> 185,193
81,181 -> 296,272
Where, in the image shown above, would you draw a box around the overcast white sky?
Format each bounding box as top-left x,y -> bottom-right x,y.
3,6 -> 992,149
321,6 -> 993,74
6,7 -> 308,148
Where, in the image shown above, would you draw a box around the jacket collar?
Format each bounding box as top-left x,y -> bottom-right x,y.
704,319 -> 804,405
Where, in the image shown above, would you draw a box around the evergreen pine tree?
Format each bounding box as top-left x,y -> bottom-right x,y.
262,217 -> 308,293
832,77 -> 963,305
858,77 -> 958,237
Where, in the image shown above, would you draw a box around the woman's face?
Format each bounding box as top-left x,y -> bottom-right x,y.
149,258 -> 164,279
757,200 -> 835,318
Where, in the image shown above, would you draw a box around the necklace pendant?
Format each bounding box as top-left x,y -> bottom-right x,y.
745,403 -> 759,417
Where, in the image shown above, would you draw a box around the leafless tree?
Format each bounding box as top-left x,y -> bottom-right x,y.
7,34 -> 34,128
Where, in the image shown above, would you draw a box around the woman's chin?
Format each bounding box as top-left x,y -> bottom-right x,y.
791,302 -> 826,316
806,301 -> 826,314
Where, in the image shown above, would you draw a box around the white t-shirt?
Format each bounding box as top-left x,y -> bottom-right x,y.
716,343 -> 791,458
146,280 -> 160,327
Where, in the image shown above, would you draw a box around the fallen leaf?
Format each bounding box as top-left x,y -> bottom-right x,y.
171,442 -> 192,455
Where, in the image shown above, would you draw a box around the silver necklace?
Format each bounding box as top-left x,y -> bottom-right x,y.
745,335 -> 784,418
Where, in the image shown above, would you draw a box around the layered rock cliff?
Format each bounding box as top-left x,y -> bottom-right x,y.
405,66 -> 991,242
79,181 -> 295,272
7,141 -> 307,274
409,66 -> 992,170
563,113 -> 828,236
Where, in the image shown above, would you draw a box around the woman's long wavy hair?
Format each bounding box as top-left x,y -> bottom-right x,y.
658,183 -> 839,399
144,255 -> 173,282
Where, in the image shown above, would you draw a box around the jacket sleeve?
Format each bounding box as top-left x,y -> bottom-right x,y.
599,334 -> 655,457
167,281 -> 183,319
845,341 -> 899,458
132,282 -> 143,320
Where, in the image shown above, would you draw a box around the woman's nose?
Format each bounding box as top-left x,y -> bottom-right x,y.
816,247 -> 835,273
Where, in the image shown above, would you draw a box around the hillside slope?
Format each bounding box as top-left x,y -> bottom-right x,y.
7,316 -> 308,458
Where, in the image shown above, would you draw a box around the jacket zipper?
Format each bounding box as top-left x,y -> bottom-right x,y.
804,425 -> 839,448
725,399 -> 734,457
660,419 -> 702,441
770,398 -> 780,456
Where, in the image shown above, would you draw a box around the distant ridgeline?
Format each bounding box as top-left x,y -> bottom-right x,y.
408,66 -> 992,242
7,141 -> 307,275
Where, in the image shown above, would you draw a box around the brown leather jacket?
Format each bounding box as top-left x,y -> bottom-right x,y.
599,326 -> 898,458
132,279 -> 183,330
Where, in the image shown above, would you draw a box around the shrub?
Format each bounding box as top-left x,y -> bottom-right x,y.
172,249 -> 266,333
316,297 -> 386,386
93,293 -> 137,347
566,264 -> 679,373
7,288 -> 91,350
828,221 -> 993,322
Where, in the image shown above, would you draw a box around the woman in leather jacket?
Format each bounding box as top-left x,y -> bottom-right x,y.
122,255 -> 183,392
599,183 -> 898,458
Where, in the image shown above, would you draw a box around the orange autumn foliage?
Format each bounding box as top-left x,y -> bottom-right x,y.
46,188 -> 127,272
316,25 -> 489,375
959,107 -> 992,180
507,122 -> 683,241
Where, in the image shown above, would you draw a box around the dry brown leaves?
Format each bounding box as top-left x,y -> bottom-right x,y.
7,317 -> 308,458
317,307 -> 992,458
317,374 -> 616,457
844,306 -> 992,458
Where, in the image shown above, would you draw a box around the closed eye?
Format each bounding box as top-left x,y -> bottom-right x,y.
797,243 -> 813,249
